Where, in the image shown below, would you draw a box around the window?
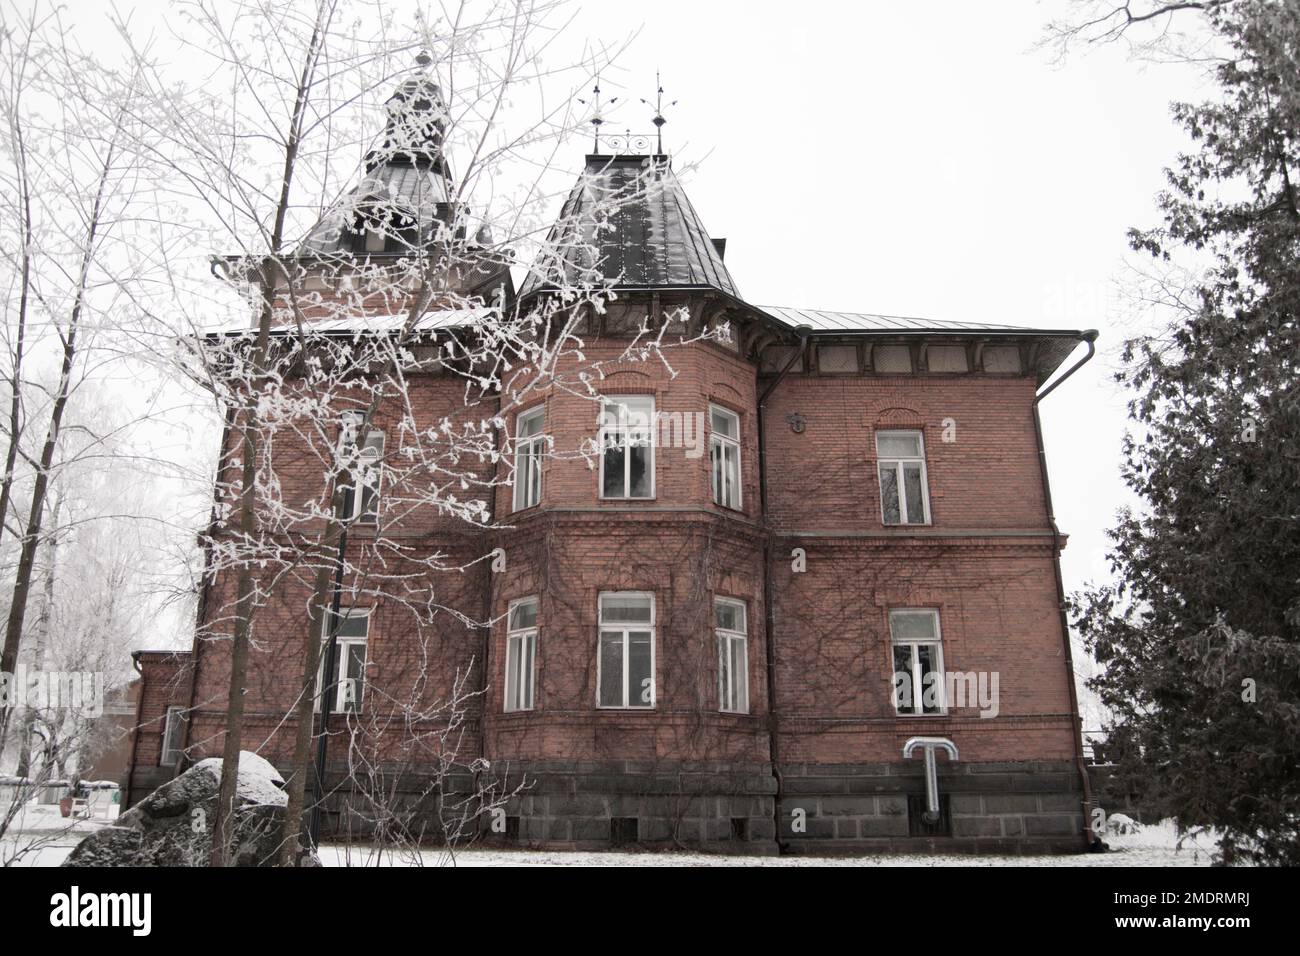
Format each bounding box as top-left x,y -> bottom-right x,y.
317,607 -> 370,713
504,597 -> 538,712
339,412 -> 384,524
876,430 -> 930,525
890,609 -> 945,715
982,345 -> 1022,374
715,599 -> 749,714
927,345 -> 969,373
818,345 -> 859,373
512,407 -> 545,512
597,592 -> 654,708
873,344 -> 913,373
160,706 -> 185,766
710,405 -> 742,510
599,396 -> 654,499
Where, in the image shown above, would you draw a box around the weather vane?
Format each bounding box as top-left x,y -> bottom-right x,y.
641,71 -> 677,155
579,77 -> 617,153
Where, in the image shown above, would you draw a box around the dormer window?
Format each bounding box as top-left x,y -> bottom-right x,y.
364,227 -> 386,253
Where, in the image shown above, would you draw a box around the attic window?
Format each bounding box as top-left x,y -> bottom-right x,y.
873,345 -> 912,374
818,345 -> 858,374
761,346 -> 803,373
364,228 -> 386,253
927,346 -> 969,373
983,345 -> 1022,374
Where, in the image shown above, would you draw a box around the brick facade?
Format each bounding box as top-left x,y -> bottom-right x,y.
128,127 -> 1093,854
130,294 -> 1092,854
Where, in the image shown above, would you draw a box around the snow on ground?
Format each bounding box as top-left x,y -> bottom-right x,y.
4,811 -> 1224,867
319,821 -> 1224,867
2,801 -> 120,867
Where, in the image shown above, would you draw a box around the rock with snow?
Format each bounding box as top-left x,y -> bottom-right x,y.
62,751 -> 318,867
1106,812 -> 1141,836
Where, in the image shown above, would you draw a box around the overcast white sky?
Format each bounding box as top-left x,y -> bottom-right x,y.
560,0 -> 1209,601
62,1 -> 1214,692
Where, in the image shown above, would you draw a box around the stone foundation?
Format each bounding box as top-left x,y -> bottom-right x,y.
777,760 -> 1087,854
308,758 -> 1087,855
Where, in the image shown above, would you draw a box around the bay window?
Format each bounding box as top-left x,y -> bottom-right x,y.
599,396 -> 654,499
715,598 -> 749,714
504,597 -> 538,712
710,405 -> 742,510
512,407 -> 545,512
597,592 -> 655,708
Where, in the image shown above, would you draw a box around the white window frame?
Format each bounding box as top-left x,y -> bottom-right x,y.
339,412 -> 384,524
876,429 -> 931,526
160,706 -> 185,766
709,404 -> 742,510
889,609 -> 946,716
598,396 -> 656,500
504,596 -> 538,712
316,607 -> 370,714
715,598 -> 749,714
596,591 -> 656,709
512,407 -> 546,512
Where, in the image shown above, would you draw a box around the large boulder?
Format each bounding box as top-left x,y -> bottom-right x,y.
63,751 -> 318,867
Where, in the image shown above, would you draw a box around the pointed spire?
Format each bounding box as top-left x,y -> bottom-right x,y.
641,72 -> 676,156
368,51 -> 448,172
579,77 -> 617,153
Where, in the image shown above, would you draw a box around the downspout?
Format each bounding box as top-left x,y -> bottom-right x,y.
124,653 -> 145,808
474,408 -> 504,825
757,327 -> 810,851
1031,330 -> 1100,850
181,404 -> 237,773
308,487 -> 353,848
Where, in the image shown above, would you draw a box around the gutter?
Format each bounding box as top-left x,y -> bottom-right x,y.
124,653 -> 146,808
1030,329 -> 1100,850
756,326 -> 810,853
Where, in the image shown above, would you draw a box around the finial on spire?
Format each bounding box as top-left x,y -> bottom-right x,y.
578,76 -> 617,152
641,71 -> 677,155
415,50 -> 432,69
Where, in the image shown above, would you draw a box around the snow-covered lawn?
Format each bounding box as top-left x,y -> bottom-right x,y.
319,821 -> 1224,867
2,801 -> 120,867
5,811 -> 1224,867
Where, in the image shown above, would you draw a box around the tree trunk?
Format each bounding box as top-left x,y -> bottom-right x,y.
205,1 -> 330,866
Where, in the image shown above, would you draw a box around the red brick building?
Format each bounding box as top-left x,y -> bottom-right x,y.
130,68 -> 1098,854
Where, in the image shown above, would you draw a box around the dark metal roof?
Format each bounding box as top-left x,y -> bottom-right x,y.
756,305 -> 1084,337
519,155 -> 739,298
295,66 -> 465,259
298,162 -> 452,257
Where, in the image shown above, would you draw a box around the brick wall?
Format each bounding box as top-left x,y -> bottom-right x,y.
143,293 -> 1087,851
126,651 -> 192,806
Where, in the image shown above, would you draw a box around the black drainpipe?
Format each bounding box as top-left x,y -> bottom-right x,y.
1030,330 -> 1100,850
756,327 -> 810,852
308,486 -> 353,849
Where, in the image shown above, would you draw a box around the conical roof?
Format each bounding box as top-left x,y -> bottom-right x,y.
297,60 -> 462,258
520,154 -> 739,298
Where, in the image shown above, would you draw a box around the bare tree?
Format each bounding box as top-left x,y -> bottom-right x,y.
1041,0 -> 1231,62
0,8 -> 147,754
95,0 -> 722,867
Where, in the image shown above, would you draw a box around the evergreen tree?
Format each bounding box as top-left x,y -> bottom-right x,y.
1074,0 -> 1300,865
